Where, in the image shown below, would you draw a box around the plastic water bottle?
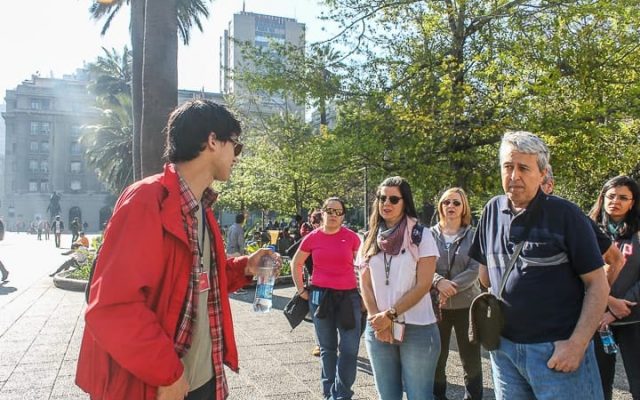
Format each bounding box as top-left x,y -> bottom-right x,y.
599,326 -> 619,355
252,255 -> 277,313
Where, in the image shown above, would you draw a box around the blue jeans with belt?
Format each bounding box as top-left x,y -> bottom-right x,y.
365,322 -> 440,400
309,289 -> 362,400
490,336 -> 603,400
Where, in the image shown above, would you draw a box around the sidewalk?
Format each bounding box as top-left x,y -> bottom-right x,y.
0,233 -> 632,399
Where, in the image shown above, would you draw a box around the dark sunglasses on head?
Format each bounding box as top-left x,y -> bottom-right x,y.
323,207 -> 345,216
442,199 -> 462,207
228,136 -> 243,156
377,195 -> 403,205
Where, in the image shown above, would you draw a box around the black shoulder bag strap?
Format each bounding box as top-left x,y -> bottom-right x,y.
497,222 -> 533,300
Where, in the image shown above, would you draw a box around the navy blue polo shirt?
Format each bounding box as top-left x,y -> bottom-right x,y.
469,189 -> 604,343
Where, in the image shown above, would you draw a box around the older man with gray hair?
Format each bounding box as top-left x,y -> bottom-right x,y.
469,131 -> 608,399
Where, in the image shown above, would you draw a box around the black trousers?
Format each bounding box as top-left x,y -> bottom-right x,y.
0,260 -> 8,280
185,378 -> 215,400
594,323 -> 640,400
434,307 -> 483,400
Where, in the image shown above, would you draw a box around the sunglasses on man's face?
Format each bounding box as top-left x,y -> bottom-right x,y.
323,207 -> 345,216
442,199 -> 462,207
377,195 -> 403,205
228,137 -> 243,156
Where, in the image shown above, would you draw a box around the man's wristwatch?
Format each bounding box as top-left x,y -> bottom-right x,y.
386,307 -> 398,320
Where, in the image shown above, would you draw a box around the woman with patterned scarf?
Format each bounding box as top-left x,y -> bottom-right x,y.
356,176 -> 441,400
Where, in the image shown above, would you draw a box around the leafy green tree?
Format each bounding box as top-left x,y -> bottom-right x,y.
81,94 -> 134,194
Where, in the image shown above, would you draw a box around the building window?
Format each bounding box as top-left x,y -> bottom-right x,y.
29,160 -> 39,172
71,125 -> 82,137
30,141 -> 39,152
70,180 -> 82,191
40,161 -> 49,173
40,142 -> 49,153
29,181 -> 38,192
70,161 -> 82,173
40,181 -> 49,192
30,121 -> 51,135
71,142 -> 82,155
31,98 -> 50,110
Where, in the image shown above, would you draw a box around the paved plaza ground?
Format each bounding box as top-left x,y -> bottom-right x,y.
0,232 -> 632,399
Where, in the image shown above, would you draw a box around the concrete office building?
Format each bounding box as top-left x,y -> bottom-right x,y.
220,10 -> 305,121
1,71 -> 111,233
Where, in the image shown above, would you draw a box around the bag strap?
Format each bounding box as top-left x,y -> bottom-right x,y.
497,222 -> 533,299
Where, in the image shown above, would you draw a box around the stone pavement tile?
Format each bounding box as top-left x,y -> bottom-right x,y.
264,392 -> 322,400
1,367 -> 57,390
0,387 -> 52,400
226,385 -> 263,400
249,373 -> 312,396
59,359 -> 79,376
50,373 -> 88,399
0,350 -> 25,367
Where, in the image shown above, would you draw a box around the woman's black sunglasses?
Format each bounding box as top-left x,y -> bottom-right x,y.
377,195 -> 403,205
442,200 -> 462,207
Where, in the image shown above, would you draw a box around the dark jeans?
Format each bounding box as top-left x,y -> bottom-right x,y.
52,258 -> 79,276
0,260 -> 8,280
594,323 -> 640,400
434,308 -> 483,400
185,378 -> 215,400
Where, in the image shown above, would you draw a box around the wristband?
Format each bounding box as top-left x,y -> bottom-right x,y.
607,307 -> 621,320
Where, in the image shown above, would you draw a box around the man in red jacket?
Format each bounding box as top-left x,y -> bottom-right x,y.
76,100 -> 279,400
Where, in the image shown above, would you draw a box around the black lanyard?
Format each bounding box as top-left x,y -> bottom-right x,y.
196,207 -> 207,272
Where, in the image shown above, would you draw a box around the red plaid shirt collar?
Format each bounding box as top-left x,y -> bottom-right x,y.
173,168 -> 228,399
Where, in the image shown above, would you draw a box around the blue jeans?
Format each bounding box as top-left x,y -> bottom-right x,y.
365,322 -> 440,400
310,289 -> 362,400
490,336 -> 603,400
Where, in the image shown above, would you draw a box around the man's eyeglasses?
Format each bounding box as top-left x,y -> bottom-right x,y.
605,194 -> 633,202
228,136 -> 243,156
377,195 -> 403,205
323,207 -> 345,217
442,199 -> 462,207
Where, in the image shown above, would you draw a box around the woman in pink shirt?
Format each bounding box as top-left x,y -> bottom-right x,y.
292,197 -> 362,400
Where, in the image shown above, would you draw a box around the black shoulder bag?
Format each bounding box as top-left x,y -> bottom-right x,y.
468,225 -> 530,351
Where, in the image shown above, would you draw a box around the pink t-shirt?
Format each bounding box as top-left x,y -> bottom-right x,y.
300,226 -> 361,290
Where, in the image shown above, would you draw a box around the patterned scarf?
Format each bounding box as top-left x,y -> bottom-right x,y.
376,216 -> 407,256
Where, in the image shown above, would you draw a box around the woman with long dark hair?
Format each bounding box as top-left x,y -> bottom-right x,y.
589,175 -> 640,400
357,176 -> 440,400
430,188 -> 482,400
291,197 -> 362,400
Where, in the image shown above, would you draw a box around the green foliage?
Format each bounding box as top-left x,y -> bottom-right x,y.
67,248 -> 97,281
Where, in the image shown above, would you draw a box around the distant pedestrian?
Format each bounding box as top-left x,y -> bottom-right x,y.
71,217 -> 80,244
226,213 -> 245,257
43,220 -> 50,240
0,217 -> 8,281
52,216 -> 64,248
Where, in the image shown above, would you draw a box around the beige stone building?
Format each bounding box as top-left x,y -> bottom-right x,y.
1,71 -> 111,233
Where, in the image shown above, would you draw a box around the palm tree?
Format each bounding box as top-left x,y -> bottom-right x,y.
81,94 -> 134,195
86,46 -> 132,105
89,0 -> 211,178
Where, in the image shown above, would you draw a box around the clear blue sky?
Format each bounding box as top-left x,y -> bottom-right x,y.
0,0 -> 333,98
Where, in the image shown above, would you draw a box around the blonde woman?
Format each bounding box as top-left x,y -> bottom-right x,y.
430,188 -> 482,400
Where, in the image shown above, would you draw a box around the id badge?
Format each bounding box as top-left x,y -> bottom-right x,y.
198,271 -> 210,292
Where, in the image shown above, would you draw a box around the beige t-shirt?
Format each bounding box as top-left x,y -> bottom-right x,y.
181,210 -> 214,390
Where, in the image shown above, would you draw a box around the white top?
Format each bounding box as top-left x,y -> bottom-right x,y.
356,227 -> 440,325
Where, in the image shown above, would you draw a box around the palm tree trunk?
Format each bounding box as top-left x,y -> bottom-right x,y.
141,0 -> 178,177
131,0 -> 144,181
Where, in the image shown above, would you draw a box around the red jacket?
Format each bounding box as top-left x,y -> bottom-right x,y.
76,164 -> 252,399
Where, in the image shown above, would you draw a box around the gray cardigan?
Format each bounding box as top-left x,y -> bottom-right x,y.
430,224 -> 481,310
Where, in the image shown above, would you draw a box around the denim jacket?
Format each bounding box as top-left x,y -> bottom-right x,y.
430,224 -> 481,309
